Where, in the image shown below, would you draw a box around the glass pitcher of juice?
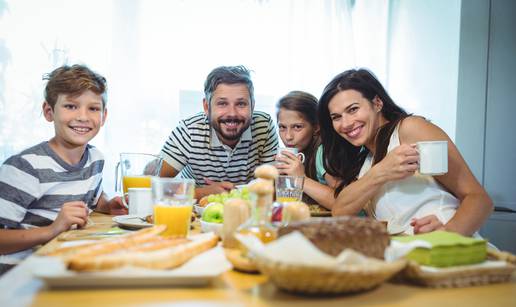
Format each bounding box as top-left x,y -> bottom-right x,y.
115,153 -> 162,208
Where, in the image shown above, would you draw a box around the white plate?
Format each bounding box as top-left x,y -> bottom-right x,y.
31,244 -> 232,288
112,215 -> 152,229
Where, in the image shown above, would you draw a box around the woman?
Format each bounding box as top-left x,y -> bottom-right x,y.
318,69 -> 493,236
274,91 -> 337,210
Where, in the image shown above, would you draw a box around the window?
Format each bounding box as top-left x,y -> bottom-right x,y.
0,0 -> 460,194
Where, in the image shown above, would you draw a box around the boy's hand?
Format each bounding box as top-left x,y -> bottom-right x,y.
107,196 -> 128,215
50,201 -> 89,235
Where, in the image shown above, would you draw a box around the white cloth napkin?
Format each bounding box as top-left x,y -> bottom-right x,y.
236,231 -> 383,269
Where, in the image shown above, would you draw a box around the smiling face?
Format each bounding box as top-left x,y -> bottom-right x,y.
277,108 -> 316,152
203,83 -> 252,147
43,90 -> 106,151
328,89 -> 386,151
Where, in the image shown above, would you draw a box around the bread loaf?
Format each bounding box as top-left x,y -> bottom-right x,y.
67,234 -> 218,271
44,225 -> 167,259
254,164 -> 279,180
281,201 -> 310,224
278,216 -> 389,259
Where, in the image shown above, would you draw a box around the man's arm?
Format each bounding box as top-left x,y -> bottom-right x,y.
95,193 -> 127,215
160,161 -> 179,177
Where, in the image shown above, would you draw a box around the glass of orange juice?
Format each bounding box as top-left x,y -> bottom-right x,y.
115,153 -> 163,208
275,175 -> 304,204
151,178 -> 195,237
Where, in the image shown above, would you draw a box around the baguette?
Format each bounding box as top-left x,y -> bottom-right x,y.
44,225 -> 167,259
127,237 -> 190,252
67,233 -> 219,271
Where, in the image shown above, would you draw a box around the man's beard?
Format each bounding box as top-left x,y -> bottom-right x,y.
212,117 -> 251,142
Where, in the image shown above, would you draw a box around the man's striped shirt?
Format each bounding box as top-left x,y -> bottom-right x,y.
0,142 -> 104,230
160,111 -> 279,186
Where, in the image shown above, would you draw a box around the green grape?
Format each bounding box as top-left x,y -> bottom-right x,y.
206,186 -> 250,205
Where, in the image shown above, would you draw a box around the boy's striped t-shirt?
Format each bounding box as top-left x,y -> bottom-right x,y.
0,142 -> 104,230
160,111 -> 279,185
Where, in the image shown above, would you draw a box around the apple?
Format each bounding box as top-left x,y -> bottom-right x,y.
202,203 -> 224,223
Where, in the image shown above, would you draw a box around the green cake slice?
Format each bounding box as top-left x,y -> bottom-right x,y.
392,231 -> 487,267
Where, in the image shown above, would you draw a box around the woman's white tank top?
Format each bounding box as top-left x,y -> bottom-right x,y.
358,123 -> 459,235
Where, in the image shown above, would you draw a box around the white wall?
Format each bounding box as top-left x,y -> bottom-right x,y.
387,0 -> 461,140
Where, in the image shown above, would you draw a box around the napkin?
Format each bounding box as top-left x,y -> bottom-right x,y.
391,231 -> 487,267
235,231 -> 379,269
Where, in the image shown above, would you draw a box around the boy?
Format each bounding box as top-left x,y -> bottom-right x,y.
0,64 -> 126,274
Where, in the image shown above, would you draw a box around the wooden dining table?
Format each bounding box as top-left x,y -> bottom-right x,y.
0,212 -> 515,307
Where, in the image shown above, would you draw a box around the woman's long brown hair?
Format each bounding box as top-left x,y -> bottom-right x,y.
317,69 -> 409,196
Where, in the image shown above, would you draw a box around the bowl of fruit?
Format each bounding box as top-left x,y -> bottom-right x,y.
198,186 -> 250,207
200,203 -> 224,237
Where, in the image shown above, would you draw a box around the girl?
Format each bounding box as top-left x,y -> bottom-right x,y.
275,91 -> 337,210
318,69 -> 493,235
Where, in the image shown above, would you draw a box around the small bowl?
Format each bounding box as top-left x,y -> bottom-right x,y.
193,204 -> 205,216
200,220 -> 223,237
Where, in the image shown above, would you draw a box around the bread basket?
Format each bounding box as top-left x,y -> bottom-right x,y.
253,255 -> 406,294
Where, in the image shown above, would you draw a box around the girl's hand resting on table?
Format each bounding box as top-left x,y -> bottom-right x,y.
275,151 -> 305,176
371,144 -> 419,182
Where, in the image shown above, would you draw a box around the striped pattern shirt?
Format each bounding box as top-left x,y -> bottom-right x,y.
0,142 -> 104,230
160,111 -> 279,185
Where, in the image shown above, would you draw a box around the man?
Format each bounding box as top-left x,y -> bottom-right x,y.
160,66 -> 278,198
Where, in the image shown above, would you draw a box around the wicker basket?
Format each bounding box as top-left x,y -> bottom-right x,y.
253,256 -> 406,294
395,249 -> 516,288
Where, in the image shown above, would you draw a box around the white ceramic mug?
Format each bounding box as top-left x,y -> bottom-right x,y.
128,187 -> 153,217
279,147 -> 305,163
417,141 -> 448,175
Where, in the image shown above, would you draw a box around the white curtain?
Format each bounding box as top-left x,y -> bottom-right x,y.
0,0 -> 460,195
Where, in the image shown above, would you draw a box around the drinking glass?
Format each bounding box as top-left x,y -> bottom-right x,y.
275,175 -> 304,203
151,177 -> 195,237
